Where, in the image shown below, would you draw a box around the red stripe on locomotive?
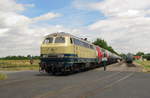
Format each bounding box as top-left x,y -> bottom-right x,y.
96,46 -> 103,64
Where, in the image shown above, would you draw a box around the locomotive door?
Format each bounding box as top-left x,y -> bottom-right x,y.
74,43 -> 78,58
72,38 -> 78,62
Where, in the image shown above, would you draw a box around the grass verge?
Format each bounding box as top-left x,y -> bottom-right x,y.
0,73 -> 7,80
0,60 -> 40,71
135,60 -> 150,72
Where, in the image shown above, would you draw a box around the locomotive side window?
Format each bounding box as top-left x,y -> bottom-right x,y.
80,41 -> 84,46
90,45 -> 94,49
43,37 -> 53,44
73,38 -> 80,45
73,38 -> 94,49
55,37 -> 65,43
83,42 -> 90,48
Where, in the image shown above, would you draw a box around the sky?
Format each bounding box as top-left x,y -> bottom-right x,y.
0,0 -> 150,57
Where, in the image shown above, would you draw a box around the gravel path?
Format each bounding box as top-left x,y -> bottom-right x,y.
104,61 -> 143,72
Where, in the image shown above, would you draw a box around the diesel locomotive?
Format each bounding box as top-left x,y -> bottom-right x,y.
126,53 -> 133,63
40,32 -> 121,74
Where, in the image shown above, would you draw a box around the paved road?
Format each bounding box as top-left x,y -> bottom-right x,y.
0,65 -> 150,98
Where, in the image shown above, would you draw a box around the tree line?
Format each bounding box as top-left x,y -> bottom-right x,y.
134,52 -> 150,60
0,55 -> 40,60
93,38 -> 119,55
120,52 -> 150,60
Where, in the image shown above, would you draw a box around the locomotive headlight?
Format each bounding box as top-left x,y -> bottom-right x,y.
57,54 -> 64,58
42,54 -> 48,58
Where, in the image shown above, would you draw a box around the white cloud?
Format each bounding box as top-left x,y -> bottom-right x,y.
0,12 -> 31,28
32,13 -> 61,22
75,0 -> 150,54
0,0 -> 25,12
88,0 -> 150,18
1,0 -> 150,57
0,0 -> 64,57
0,24 -> 82,57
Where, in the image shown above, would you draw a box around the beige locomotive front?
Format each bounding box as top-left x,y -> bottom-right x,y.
40,33 -> 98,73
41,36 -> 74,55
40,33 -> 97,59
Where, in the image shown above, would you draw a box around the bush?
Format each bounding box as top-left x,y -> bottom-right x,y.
143,54 -> 150,60
0,73 -> 7,80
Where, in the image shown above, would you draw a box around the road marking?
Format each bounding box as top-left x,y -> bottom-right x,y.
79,72 -> 134,98
104,72 -> 134,88
33,72 -> 122,98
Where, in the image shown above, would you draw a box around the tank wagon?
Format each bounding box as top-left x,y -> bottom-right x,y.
126,53 -> 133,63
40,32 -> 121,74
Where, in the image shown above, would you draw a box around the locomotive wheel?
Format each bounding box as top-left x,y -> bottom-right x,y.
74,64 -> 80,72
69,66 -> 75,74
45,68 -> 51,74
60,68 -> 68,75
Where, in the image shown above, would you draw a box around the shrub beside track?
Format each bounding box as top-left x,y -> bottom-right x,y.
0,60 -> 39,71
0,73 -> 7,80
136,60 -> 150,72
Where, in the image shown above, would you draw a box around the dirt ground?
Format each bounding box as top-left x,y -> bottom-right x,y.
97,61 -> 143,72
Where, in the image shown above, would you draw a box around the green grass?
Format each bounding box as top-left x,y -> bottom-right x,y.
0,60 -> 40,71
135,60 -> 150,72
0,73 -> 7,80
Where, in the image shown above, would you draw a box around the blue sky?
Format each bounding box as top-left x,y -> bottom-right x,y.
18,0 -> 73,17
17,0 -> 105,28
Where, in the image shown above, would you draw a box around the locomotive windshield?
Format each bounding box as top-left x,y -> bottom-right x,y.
43,37 -> 65,44
43,37 -> 53,44
55,37 -> 65,43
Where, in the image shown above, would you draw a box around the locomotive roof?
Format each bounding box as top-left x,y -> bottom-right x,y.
45,32 -> 121,58
46,32 -> 92,44
46,32 -> 79,38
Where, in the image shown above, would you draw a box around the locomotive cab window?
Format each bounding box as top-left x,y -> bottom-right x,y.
43,37 -> 53,44
55,37 -> 65,43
